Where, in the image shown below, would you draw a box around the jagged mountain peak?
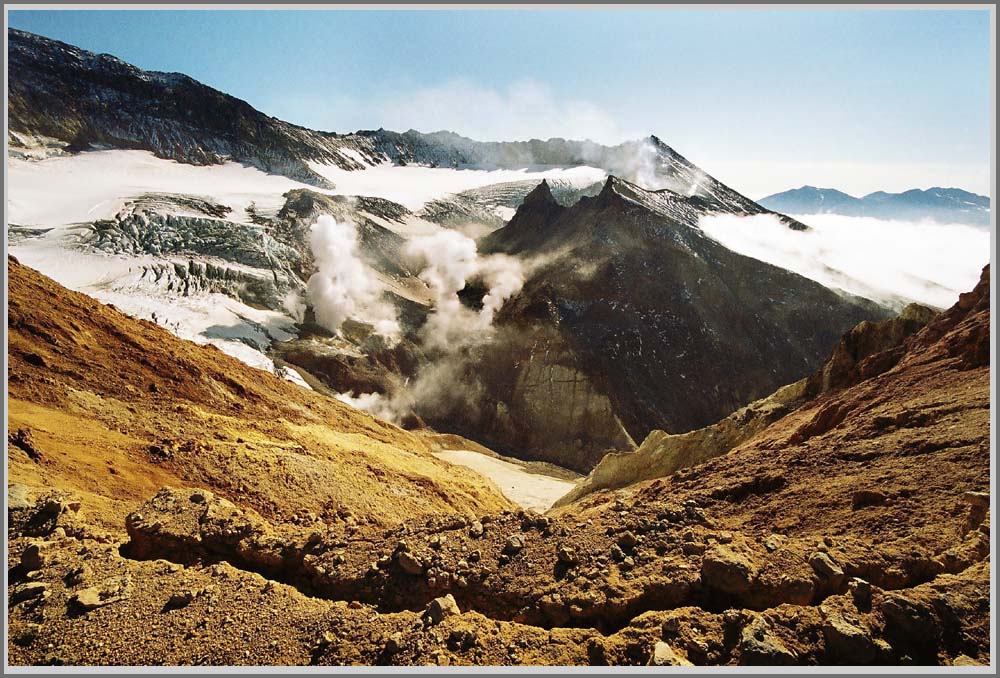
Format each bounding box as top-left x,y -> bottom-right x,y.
522,178 -> 558,206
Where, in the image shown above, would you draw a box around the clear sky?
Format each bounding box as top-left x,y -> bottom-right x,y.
6,8 -> 993,198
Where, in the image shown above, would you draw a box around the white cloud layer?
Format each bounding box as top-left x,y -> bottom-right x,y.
699,212 -> 990,310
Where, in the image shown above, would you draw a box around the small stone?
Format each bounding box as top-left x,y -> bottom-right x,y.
764,534 -> 784,552
953,654 -> 984,666
70,576 -> 131,611
739,616 -> 797,665
648,640 -> 693,666
167,590 -> 196,610
557,545 -> 579,565
20,542 -> 47,571
617,531 -> 638,550
398,551 -> 425,575
682,541 -> 707,555
849,577 -> 872,608
851,489 -> 887,510
385,632 -> 405,654
468,550 -> 481,563
702,546 -> 757,594
469,521 -> 484,538
11,582 -> 49,604
425,594 -> 461,625
809,552 -> 845,589
503,534 -> 525,555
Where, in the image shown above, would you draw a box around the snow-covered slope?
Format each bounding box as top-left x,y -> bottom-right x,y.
306,161 -> 606,211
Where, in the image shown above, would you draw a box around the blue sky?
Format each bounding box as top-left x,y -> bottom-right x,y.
7,8 -> 992,197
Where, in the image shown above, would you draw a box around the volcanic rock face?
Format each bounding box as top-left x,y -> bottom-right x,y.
8,27 -> 813,217
443,177 -> 889,470
558,300 -> 940,503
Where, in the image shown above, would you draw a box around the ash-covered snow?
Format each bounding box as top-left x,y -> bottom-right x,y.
8,150 -> 317,228
6,151 -> 322,386
9,239 -> 306,385
306,161 -> 607,211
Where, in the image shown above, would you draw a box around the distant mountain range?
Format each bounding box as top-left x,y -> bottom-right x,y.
759,186 -> 990,226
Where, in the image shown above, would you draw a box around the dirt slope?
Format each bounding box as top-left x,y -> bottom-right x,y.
6,262 -> 991,667
6,255 -> 513,529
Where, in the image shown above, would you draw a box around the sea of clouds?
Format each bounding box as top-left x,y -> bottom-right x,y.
699,212 -> 990,310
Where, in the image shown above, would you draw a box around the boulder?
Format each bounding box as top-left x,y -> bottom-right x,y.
557,545 -> 579,565
397,551 -> 424,575
11,582 -> 49,605
425,594 -> 461,625
504,534 -> 525,555
71,575 -> 131,612
739,616 -> 797,665
648,640 -> 693,667
822,611 -> 877,664
809,551 -> 845,589
880,593 -> 940,645
8,483 -> 33,511
702,546 -> 758,594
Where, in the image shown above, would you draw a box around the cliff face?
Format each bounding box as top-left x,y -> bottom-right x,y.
452,177 -> 889,470
557,298 -> 943,504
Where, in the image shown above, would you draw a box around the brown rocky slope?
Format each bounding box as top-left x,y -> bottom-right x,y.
6,262 -> 991,666
6,255 -> 512,528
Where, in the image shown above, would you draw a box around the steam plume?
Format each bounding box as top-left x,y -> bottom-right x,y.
306,215 -> 401,340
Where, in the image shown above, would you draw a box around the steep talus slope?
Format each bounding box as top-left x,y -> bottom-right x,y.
558,302 -> 940,503
7,265 -> 990,667
445,177 -> 889,471
6,256 -> 512,526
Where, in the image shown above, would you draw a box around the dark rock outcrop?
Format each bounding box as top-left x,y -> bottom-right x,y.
457,177 -> 890,471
